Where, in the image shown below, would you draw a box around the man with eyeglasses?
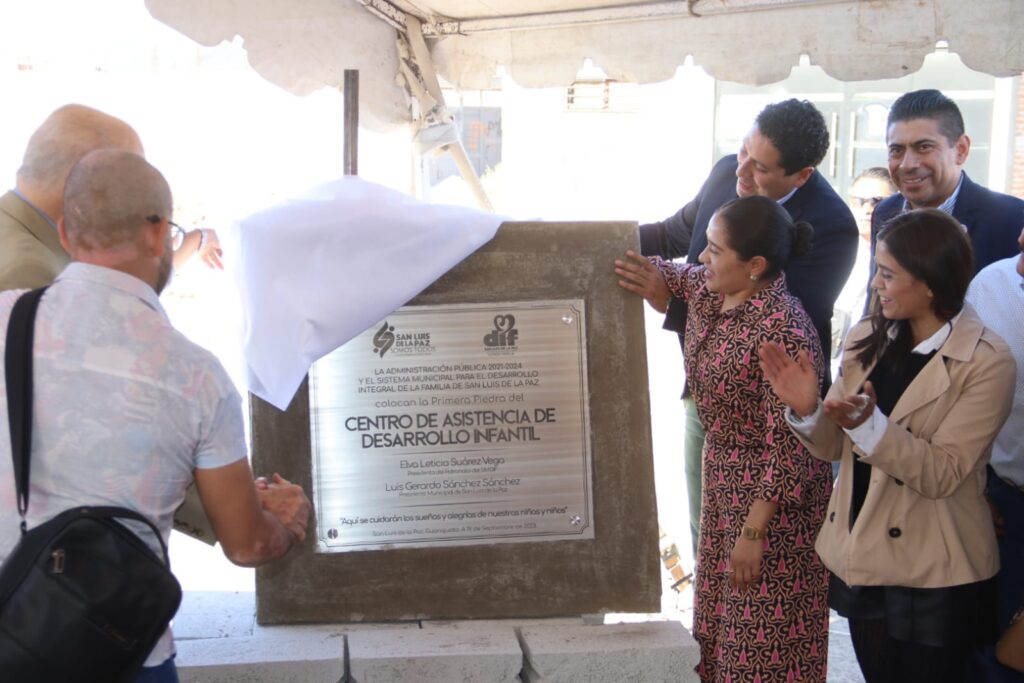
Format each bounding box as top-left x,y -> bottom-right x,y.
0,149 -> 311,683
832,168 -> 898,345
0,104 -> 224,543
162,217 -> 220,270
0,104 -> 222,293
847,167 -> 897,239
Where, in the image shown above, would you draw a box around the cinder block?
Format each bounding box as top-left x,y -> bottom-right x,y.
176,623 -> 346,683
519,621 -> 699,683
422,617 -> 583,630
348,622 -> 523,682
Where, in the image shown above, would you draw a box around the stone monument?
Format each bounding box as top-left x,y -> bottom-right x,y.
252,221 -> 660,623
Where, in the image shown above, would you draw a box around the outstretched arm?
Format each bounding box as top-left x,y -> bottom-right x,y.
614,250 -> 672,312
195,458 -> 311,567
173,228 -> 224,270
638,200 -> 698,259
637,161 -> 724,259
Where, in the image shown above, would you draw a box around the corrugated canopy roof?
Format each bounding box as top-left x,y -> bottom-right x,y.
145,0 -> 1024,128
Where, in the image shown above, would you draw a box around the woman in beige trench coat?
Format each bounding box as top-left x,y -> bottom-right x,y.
758,209 -> 1015,683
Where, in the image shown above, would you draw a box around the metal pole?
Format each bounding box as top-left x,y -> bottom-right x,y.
344,69 -> 359,176
443,142 -> 494,213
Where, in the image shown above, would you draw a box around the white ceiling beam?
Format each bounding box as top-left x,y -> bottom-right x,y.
420,0 -> 851,36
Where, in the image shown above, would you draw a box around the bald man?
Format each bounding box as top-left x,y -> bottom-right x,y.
0,104 -> 221,292
0,105 -> 221,543
0,149 -> 310,681
0,105 -> 142,290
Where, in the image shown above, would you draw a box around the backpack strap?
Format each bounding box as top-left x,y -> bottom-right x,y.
3,288 -> 173,567
4,287 -> 48,531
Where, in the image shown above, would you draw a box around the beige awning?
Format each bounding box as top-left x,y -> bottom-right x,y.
145,0 -> 1024,130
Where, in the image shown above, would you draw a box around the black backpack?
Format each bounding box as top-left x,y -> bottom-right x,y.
0,287 -> 183,682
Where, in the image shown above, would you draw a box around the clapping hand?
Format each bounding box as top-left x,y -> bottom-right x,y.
757,342 -> 819,418
760,341 -> 877,429
823,382 -> 876,430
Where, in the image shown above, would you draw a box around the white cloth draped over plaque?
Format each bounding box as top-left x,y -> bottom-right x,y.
220,177 -> 504,410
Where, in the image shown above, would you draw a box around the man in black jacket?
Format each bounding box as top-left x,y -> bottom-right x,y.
639,99 -> 858,554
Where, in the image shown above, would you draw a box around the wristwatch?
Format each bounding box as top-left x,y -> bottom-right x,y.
741,524 -> 766,540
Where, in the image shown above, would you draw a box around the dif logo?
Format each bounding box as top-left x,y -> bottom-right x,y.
373,321 -> 396,357
484,314 -> 518,350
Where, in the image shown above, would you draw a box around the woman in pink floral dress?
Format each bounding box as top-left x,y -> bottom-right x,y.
617,196 -> 833,682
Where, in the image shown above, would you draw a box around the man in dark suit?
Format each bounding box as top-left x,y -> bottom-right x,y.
639,99 -> 858,553
871,89 -> 1024,274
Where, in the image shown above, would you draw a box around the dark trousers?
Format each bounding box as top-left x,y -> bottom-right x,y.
849,617 -> 969,683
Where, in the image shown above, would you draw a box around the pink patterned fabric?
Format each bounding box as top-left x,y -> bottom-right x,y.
656,259 -> 833,683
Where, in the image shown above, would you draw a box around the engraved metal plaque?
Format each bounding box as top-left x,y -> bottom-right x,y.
309,300 -> 593,552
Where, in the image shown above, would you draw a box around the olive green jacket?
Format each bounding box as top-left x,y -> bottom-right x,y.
0,190 -> 69,292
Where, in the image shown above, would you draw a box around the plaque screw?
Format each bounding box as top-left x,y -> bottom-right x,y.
570,515 -> 582,526
327,528 -> 339,539
561,314 -> 574,324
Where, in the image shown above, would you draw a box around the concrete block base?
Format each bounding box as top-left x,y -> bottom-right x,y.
175,593 -> 346,683
519,622 -> 699,682
174,592 -> 699,683
348,623 -> 522,682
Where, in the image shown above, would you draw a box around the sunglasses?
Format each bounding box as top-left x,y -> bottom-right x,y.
850,196 -> 885,209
